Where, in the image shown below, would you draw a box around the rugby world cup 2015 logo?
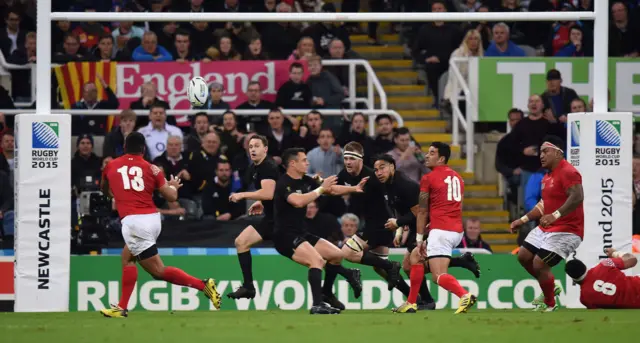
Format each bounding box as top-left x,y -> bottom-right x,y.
595,120 -> 621,167
32,122 -> 59,149
31,122 -> 60,169
569,120 -> 581,167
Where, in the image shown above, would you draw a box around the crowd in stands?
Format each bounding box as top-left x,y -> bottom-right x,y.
2,0 -> 640,251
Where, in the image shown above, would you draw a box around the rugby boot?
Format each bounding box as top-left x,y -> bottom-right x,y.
100,304 -> 128,318
310,302 -> 341,315
346,268 -> 362,299
322,293 -> 346,311
203,278 -> 222,310
227,286 -> 256,300
454,293 -> 477,314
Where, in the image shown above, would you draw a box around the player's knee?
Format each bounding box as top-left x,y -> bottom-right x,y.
309,255 -> 325,269
431,272 -> 443,284
517,251 -> 531,266
234,236 -> 249,250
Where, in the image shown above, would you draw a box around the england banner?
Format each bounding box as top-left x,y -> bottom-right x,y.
14,114 -> 71,312
566,112 -> 633,301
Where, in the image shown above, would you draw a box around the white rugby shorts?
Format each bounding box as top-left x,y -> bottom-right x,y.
524,226 -> 582,259
427,229 -> 464,258
121,212 -> 162,256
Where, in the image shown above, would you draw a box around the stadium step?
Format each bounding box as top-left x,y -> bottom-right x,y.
359,70 -> 418,85
350,34 -> 400,45
462,210 -> 509,223
352,45 -> 405,59
413,133 -> 454,145
358,84 -> 425,95
481,222 -> 511,232
483,233 -> 517,243
463,198 -> 504,211
404,120 -> 446,133
367,59 -> 414,70
465,184 -> 499,197
399,109 -> 440,119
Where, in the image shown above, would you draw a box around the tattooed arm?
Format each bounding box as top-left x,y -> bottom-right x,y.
416,191 -> 429,240
556,184 -> 584,217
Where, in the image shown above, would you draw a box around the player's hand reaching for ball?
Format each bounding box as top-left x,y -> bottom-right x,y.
168,175 -> 183,189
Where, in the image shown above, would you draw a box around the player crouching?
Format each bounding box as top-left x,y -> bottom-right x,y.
566,248 -> 640,309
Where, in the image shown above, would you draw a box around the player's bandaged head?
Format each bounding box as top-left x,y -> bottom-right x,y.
565,259 -> 588,282
541,135 -> 565,154
344,141 -> 364,160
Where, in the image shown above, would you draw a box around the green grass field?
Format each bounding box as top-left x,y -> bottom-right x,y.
2,310 -> 639,343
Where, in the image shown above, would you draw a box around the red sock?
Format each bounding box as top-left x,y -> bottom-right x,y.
118,265 -> 138,310
539,276 -> 556,307
437,273 -> 467,298
162,266 -> 205,291
407,264 -> 424,304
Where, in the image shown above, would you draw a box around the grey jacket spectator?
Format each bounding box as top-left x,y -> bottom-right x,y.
307,56 -> 344,109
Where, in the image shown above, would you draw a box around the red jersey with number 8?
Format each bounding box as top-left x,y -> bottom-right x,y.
103,154 -> 167,218
419,165 -> 464,233
579,258 -> 640,309
540,159 -> 584,238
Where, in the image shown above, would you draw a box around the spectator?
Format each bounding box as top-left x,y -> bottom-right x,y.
459,0 -> 482,11
8,30 -> 35,64
7,31 -> 35,100
231,132 -> 256,188
218,111 -> 245,162
288,36 -> 316,61
236,81 -> 274,132
261,2 -> 301,60
0,132 -> 14,178
463,5 -> 492,50
306,200 -> 342,245
173,29 -> 199,62
138,103 -> 184,160
53,33 -> 87,63
457,218 -> 492,252
0,9 -> 25,57
302,4 -> 351,57
495,108 -> 524,206
172,0 -> 213,12
570,98 -> 587,113
413,1 -> 462,101
186,112 -> 211,153
609,1 -> 640,57
194,82 -> 231,114
307,55 -> 344,109
339,213 -> 360,246
213,22 -> 258,56
188,131 -> 226,195
540,69 -> 579,123
129,81 -> 173,127
307,128 -> 343,177
484,22 -> 526,57
293,0 -> 324,13
372,114 -> 395,156
71,5 -> 111,50
276,62 -> 313,109
524,168 -> 545,216
202,160 -> 244,220
132,31 -> 173,62
243,36 -> 269,60
71,75 -> 120,135
337,112 -> 374,165
387,127 -> 428,183
187,21 -> 215,57
264,108 -> 299,164
324,38 -> 359,91
510,94 -> 564,188
299,110 -> 324,152
52,21 -> 72,49
544,3 -> 585,56
92,34 -> 115,61
103,109 -> 137,158
443,29 -> 484,104
71,134 -> 102,193
0,170 -> 13,237
208,35 -> 242,61
366,0 -> 386,45
112,20 -> 145,52
555,26 -> 591,57
153,135 -> 193,200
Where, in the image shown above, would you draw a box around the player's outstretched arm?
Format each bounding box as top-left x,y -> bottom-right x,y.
605,248 -> 638,270
287,176 -> 337,208
326,177 -> 369,196
230,179 -> 276,203
158,175 -> 182,202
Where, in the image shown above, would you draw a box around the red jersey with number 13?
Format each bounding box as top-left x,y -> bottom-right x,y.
541,159 -> 584,238
579,258 -> 640,309
102,154 -> 167,219
419,165 -> 464,233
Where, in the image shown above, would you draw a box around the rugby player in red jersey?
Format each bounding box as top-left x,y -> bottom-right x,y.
566,248 -> 640,309
510,135 -> 584,312
99,132 -> 221,318
396,142 -> 477,314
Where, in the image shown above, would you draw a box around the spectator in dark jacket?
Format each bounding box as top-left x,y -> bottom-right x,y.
153,135 -> 193,200
337,112 -> 375,166
71,134 -> 102,192
129,81 -> 173,128
609,1 -> 640,57
299,110 -> 324,153
264,108 -> 299,164
201,160 -> 244,220
457,218 -> 492,252
540,69 -> 579,123
372,114 -> 395,157
555,26 -> 592,57
103,109 -> 136,158
0,131 -> 14,180
188,132 -> 226,195
302,4 -> 351,57
53,33 -> 88,64
276,62 -> 312,109
185,112 -> 211,153
242,36 -> 269,60
217,111 -> 245,162
71,75 -> 120,135
193,82 -> 231,124
236,81 -> 274,132
260,2 -> 301,60
306,55 -> 344,109
0,9 -> 26,58
495,109 -> 524,206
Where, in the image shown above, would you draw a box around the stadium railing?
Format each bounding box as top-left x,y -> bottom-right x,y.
448,57 -> 477,174
0,50 -> 36,108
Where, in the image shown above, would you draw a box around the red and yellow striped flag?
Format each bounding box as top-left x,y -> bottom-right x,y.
54,61 -> 118,132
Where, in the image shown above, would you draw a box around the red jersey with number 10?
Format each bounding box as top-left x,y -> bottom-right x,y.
102,154 -> 167,219
419,165 -> 464,233
579,258 -> 640,309
540,159 -> 584,238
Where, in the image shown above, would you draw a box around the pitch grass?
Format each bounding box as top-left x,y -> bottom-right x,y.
2,310 -> 639,343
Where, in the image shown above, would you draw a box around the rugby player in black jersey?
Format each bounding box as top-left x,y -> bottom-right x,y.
328,142 -> 403,289
226,135 -> 282,299
273,148 -> 362,314
372,155 -> 481,311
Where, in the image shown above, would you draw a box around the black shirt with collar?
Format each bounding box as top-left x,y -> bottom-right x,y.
382,171 -> 420,231
153,151 -> 193,199
187,149 -> 226,193
201,179 -> 244,218
265,129 -> 300,158
236,100 -> 274,132
274,173 -> 318,235
372,135 -> 395,157
337,165 -> 388,232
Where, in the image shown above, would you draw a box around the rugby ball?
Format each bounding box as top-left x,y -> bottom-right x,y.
188,76 -> 208,107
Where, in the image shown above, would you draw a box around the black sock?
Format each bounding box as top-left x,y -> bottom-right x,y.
309,268 -> 323,306
419,279 -> 434,303
238,251 -> 254,289
323,264 -> 339,295
449,257 -> 467,270
360,251 -> 392,270
395,279 -> 410,297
